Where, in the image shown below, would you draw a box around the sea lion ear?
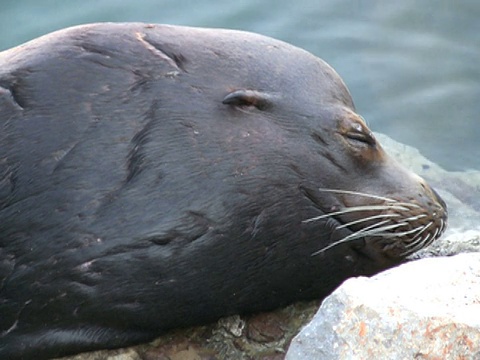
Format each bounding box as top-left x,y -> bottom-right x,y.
222,89 -> 272,110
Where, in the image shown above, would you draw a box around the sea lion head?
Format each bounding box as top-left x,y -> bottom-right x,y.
220,86 -> 447,267
192,27 -> 448,267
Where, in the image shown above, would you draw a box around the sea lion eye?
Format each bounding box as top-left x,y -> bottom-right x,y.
345,124 -> 376,147
222,89 -> 272,110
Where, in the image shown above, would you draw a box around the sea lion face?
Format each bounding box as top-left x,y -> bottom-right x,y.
218,86 -> 446,265
296,105 -> 447,262
0,23 -> 447,358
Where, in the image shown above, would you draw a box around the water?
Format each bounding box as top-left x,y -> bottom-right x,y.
1,0 -> 479,171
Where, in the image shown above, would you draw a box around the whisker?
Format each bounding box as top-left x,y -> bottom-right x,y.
421,236 -> 434,250
400,222 -> 437,256
316,188 -> 399,203
439,219 -> 447,234
409,233 -> 432,255
316,188 -> 423,210
405,222 -> 434,248
311,219 -> 392,255
344,221 -> 410,241
365,224 -> 426,239
336,213 -> 401,229
428,227 -> 440,246
303,204 -> 412,224
307,188 -> 446,257
401,214 -> 428,222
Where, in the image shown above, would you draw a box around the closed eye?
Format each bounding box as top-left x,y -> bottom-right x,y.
344,122 -> 376,147
345,131 -> 376,146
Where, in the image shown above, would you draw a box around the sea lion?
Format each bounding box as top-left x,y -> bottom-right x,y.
0,23 -> 447,359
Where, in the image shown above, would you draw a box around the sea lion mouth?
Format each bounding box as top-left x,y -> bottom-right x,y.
302,188 -> 448,260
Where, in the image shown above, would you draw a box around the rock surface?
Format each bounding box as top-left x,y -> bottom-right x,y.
56,301 -> 319,360
54,135 -> 479,360
286,252 -> 480,360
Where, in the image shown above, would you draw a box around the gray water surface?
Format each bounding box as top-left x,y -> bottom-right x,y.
1,0 -> 478,171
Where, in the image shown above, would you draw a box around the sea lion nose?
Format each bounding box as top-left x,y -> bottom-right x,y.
430,186 -> 447,211
417,177 -> 447,219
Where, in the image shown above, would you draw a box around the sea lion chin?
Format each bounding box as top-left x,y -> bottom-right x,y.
0,23 -> 447,359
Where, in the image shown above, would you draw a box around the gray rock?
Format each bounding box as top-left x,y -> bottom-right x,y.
286,253 -> 480,360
